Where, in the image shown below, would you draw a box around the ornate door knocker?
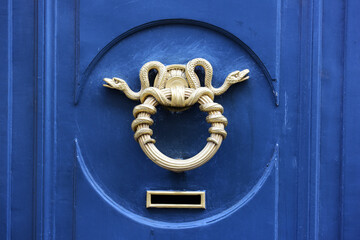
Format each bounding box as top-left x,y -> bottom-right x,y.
103,58 -> 249,172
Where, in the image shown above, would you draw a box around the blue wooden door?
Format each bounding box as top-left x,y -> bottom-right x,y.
1,0 -> 360,239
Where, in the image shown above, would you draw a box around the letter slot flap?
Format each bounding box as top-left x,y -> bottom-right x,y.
146,191 -> 205,209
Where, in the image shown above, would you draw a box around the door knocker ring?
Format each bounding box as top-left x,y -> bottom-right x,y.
103,58 -> 249,172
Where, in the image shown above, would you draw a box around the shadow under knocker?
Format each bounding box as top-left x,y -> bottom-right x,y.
103,58 -> 249,172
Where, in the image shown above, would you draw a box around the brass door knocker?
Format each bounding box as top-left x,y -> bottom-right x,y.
103,58 -> 249,172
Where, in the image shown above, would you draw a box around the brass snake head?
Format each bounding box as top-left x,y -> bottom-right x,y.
226,69 -> 250,84
103,77 -> 127,91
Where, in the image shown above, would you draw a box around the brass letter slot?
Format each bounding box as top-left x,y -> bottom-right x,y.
146,191 -> 205,209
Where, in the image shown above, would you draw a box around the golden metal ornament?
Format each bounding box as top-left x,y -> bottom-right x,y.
103,58 -> 249,172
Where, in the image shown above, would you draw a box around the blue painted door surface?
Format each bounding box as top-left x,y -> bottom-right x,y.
1,0 -> 360,239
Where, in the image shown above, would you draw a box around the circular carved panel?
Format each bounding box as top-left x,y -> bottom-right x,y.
76,20 -> 277,227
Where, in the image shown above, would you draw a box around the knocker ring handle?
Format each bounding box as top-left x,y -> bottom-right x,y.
133,88 -> 227,172
103,58 -> 249,172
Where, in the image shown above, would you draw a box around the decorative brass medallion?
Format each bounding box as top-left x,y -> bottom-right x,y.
103,58 -> 249,172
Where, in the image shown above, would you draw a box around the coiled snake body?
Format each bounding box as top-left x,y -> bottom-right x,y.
103,58 -> 249,172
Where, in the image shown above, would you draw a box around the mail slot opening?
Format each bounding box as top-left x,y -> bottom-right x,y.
152,194 -> 200,204
146,191 -> 205,209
